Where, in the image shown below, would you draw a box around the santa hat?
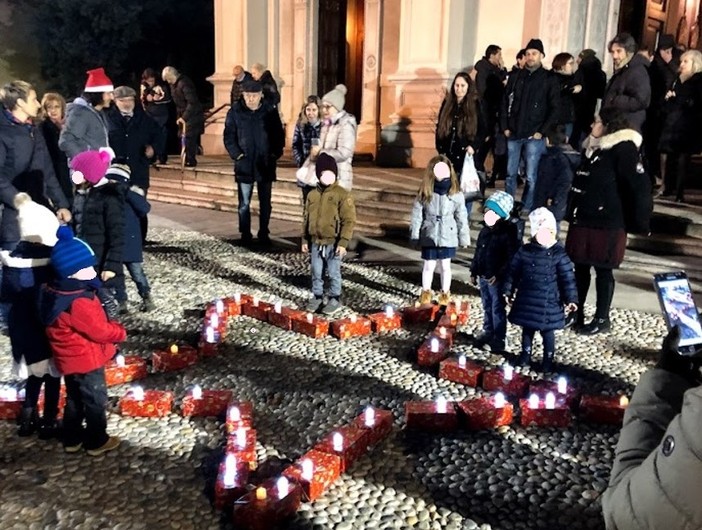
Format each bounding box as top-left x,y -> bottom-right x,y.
70,148 -> 115,185
84,67 -> 114,93
14,193 -> 60,246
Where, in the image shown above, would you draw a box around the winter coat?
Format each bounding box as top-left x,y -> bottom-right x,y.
141,81 -> 171,128
79,181 -> 125,274
470,220 -> 519,281
602,54 -> 651,132
106,106 -> 161,189
303,182 -> 356,248
504,241 -> 577,331
0,110 -> 69,248
474,58 -> 507,129
658,72 -> 702,154
105,175 -> 150,263
602,368 -> 702,530
554,71 -> 576,125
573,55 -> 606,136
230,71 -> 253,106
0,242 -> 54,366
58,97 -> 109,159
223,100 -> 285,184
39,277 -> 126,376
410,192 -> 470,249
259,70 -> 281,107
435,99 -> 488,177
171,75 -> 204,135
648,50 -> 681,112
40,119 -> 72,207
319,111 -> 357,190
292,120 -> 322,167
501,66 -> 560,139
533,144 -> 581,222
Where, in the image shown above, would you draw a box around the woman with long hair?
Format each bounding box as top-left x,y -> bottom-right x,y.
292,95 -> 322,204
40,93 -> 73,207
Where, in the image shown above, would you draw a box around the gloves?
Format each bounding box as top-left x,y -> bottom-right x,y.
656,326 -> 701,384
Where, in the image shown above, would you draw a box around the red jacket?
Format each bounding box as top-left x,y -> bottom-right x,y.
43,288 -> 126,375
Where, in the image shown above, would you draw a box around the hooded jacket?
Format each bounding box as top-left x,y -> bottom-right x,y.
303,181 -> 356,248
602,53 -> 652,132
58,97 -> 110,159
105,172 -> 150,263
533,144 -> 581,222
79,180 -> 126,274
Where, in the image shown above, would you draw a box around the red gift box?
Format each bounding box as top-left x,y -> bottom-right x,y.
436,312 -> 459,329
105,355 -> 148,386
291,314 -> 329,339
368,311 -> 402,333
282,449 -> 342,501
0,390 -> 23,420
445,300 -> 470,325
353,408 -> 393,447
438,358 -> 484,387
404,400 -> 459,432
225,401 -> 254,433
232,478 -> 302,530
223,294 -> 251,317
482,369 -> 531,397
152,344 -> 199,372
242,299 -> 273,322
181,389 -> 233,417
199,339 -> 220,358
457,397 -> 514,430
120,389 -> 173,417
329,316 -> 373,340
268,306 -> 306,331
579,394 -> 629,425
37,384 -> 67,419
417,336 -> 451,367
529,380 -> 579,408
214,456 -> 250,510
203,309 -> 228,338
226,428 -> 258,468
314,424 -> 371,473
519,397 -> 572,428
401,304 -> 439,325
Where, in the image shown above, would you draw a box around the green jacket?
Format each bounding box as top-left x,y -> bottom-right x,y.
303,183 -> 356,248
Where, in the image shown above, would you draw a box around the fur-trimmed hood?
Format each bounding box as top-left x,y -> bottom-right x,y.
583,129 -> 642,154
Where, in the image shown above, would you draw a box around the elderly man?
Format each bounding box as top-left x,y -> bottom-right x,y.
223,80 -> 284,246
230,65 -> 253,106
161,66 -> 204,167
250,63 -> 280,107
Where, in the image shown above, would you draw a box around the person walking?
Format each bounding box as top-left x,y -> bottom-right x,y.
162,66 -> 204,168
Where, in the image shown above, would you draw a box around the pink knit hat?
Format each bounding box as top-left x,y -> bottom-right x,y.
70,148 -> 115,185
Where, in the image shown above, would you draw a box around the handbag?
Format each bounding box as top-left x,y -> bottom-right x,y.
460,153 -> 483,201
295,158 -> 318,187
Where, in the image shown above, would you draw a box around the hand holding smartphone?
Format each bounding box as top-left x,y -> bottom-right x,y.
653,271 -> 702,356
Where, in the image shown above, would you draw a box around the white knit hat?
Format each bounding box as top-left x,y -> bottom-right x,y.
529,207 -> 557,239
14,193 -> 60,246
322,84 -> 347,112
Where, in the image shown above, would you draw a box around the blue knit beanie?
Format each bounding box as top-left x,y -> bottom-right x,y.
51,225 -> 96,278
484,191 -> 514,220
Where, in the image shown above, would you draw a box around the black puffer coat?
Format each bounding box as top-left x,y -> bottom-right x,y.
554,72 -> 576,125
106,107 -> 160,189
573,54 -> 606,134
501,66 -> 560,139
602,54 -> 651,132
533,145 -> 580,223
658,72 -> 702,154
471,220 -> 519,282
40,119 -> 72,207
79,181 -> 125,274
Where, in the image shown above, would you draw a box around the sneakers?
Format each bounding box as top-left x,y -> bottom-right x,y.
86,436 -> 121,456
579,318 -> 611,335
418,290 -> 433,305
438,291 -> 451,306
141,296 -> 155,312
305,297 -> 324,313
64,443 -> 83,454
321,298 -> 342,316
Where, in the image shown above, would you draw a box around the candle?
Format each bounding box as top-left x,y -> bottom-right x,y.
528,393 -> 539,409
236,427 -> 247,449
364,406 -> 375,427
215,299 -> 224,315
545,392 -> 556,410
450,313 -> 457,323
210,313 -> 219,328
115,354 -> 126,367
253,296 -> 259,307
170,344 -> 179,354
274,301 -> 282,314
619,395 -> 629,407
306,313 -> 314,323
436,396 -> 448,414
557,376 -> 567,394
430,338 -> 439,353
234,292 -> 241,303
277,476 -> 290,498
191,385 -> 202,400
131,386 -> 145,401
414,301 -> 420,308
301,458 -> 314,481
503,364 -> 514,381
0,387 -> 17,401
438,326 -> 447,339
205,326 -> 216,343
493,392 -> 506,409
223,454 -> 237,488
458,355 -> 466,368
255,487 -> 267,501
332,432 -> 344,451
350,314 -> 357,323
385,305 -> 394,318
228,406 -> 241,422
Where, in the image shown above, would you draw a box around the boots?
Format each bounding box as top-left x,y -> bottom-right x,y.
515,348 -> 532,367
438,291 -> 451,306
580,317 -> 610,335
38,416 -> 60,440
418,290 -> 433,305
141,295 -> 155,312
542,351 -> 555,373
17,407 -> 38,437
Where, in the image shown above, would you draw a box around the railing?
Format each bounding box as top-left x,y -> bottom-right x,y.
204,103 -> 231,129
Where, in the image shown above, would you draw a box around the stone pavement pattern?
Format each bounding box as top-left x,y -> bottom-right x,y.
0,225 -> 668,530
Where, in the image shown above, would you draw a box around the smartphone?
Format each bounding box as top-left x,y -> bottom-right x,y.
653,271 -> 702,355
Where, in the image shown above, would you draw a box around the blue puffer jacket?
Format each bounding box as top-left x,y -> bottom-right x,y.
504,241 -> 577,331
409,192 -> 470,248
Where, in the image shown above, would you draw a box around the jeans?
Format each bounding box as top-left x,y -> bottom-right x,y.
310,243 -> 342,298
479,278 -> 507,344
521,327 -> 555,355
63,367 -> 109,450
237,181 -> 273,237
114,262 -> 151,302
506,137 -> 546,212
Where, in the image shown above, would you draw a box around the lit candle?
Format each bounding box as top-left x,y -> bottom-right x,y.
255,487 -> 267,501
223,454 -> 237,488
450,313 -> 457,323
557,376 -> 567,394
436,396 -> 448,414
170,344 -> 179,354
438,326 -> 447,339
306,313 -> 314,323
210,313 -> 219,328
301,458 -> 314,481
545,392 -> 556,410
228,406 -> 241,422
277,476 -> 290,498
215,299 -> 224,315
274,301 -> 282,314
430,338 -> 439,353
364,406 -> 375,427
385,305 -> 394,318
619,396 -> 629,407
236,428 -> 247,449
191,385 -> 202,400
528,393 -> 539,409
503,364 -> 514,381
458,355 -> 466,368
414,301 -> 420,308
131,386 -> 145,401
0,387 -> 17,401
205,326 -> 215,343
115,354 -> 126,367
493,392 -> 506,409
252,296 -> 259,307
234,292 -> 242,303
332,432 -> 344,451
350,314 -> 357,323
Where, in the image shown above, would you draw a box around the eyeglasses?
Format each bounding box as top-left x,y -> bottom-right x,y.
322,104 -> 333,109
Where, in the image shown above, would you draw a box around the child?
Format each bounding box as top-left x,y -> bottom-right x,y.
504,207 -> 578,371
302,153 -> 356,315
70,149 -> 126,318
0,193 -> 61,438
105,163 -> 154,313
470,191 -> 520,352
410,155 -> 470,306
39,225 -> 126,455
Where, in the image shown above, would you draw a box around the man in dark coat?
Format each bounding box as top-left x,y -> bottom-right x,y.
162,66 -> 204,167
571,49 -> 606,148
230,65 -> 253,106
602,33 -> 651,133
251,63 -> 281,107
223,80 -> 284,246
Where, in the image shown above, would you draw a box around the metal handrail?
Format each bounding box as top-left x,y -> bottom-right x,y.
204,103 -> 230,129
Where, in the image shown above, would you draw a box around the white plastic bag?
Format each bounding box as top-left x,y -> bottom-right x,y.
295,158 -> 318,187
460,153 -> 481,200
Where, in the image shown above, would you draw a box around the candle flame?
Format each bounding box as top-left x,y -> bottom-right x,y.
228,406 -> 241,422
458,355 -> 466,368
255,487 -> 267,500
301,458 -> 314,481
234,292 -> 241,303
439,326 -> 447,338
557,376 -> 567,394
253,296 -> 259,307
545,392 -> 556,410
223,454 -> 237,488
385,305 -> 394,318
191,385 -> 202,400
274,301 -> 282,313
494,392 -> 506,408
131,386 -> 145,401
115,354 -> 126,367
210,313 -> 219,328
430,337 -> 439,353
436,396 -> 448,413
277,477 -> 290,498
215,299 -> 224,314
350,314 -> 357,323
528,393 -> 539,409
364,406 -> 375,427
236,428 -> 247,449
619,395 -> 629,407
205,327 -> 215,343
306,313 -> 314,323
503,365 -> 514,381
170,344 -> 178,354
332,432 -> 344,451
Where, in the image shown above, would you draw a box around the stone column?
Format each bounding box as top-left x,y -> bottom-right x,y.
356,0 -> 382,156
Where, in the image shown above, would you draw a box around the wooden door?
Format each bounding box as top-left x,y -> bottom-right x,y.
317,0 -> 347,99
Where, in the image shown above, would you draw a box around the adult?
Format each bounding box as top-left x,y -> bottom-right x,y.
162,66 -> 204,168
0,81 -> 71,250
223,80 -> 284,245
230,65 -> 253,106
601,32 -> 651,133
511,49 -> 527,74
658,50 -> 702,203
551,52 -> 581,141
292,95 -> 322,204
500,38 -> 559,214
140,68 -> 171,164
310,84 -> 357,191
564,108 -> 652,335
571,49 -> 606,148
40,93 -> 73,207
250,63 -> 280,107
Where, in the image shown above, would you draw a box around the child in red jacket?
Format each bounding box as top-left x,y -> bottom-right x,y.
39,225 -> 127,455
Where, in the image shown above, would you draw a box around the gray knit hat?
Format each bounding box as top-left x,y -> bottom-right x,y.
322,84 -> 347,112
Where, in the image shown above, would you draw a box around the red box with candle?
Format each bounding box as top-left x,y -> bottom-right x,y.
528,380 -> 579,409
226,428 -> 258,468
519,397 -> 572,428
404,400 -> 459,432
152,344 -> 199,373
445,300 -> 470,325
225,401 -> 254,433
119,389 -> 174,418
268,306 -> 306,331
181,389 -> 233,417
232,478 -> 302,530
579,394 -> 629,425
37,384 -> 67,419
438,358 -> 484,387
416,336 -> 452,367
329,316 -> 373,340
353,408 -> 393,447
368,311 -> 402,333
291,314 -> 329,339
314,424 -> 371,473
213,456 -> 250,510
223,294 -> 251,317
198,339 -> 220,358
431,325 -> 455,346
436,312 -> 459,329
401,303 -> 439,325
105,355 -> 148,386
482,368 -> 531,397
242,300 -> 273,322
282,449 -> 341,501
0,391 -> 23,420
203,307 -> 228,337
457,397 -> 514,430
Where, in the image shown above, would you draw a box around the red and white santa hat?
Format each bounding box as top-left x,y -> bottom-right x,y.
84,67 -> 114,93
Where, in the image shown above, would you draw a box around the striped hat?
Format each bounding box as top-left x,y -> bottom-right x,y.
51,225 -> 96,279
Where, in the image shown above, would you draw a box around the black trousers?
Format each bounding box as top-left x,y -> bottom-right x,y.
574,264 -> 615,321
63,367 -> 109,450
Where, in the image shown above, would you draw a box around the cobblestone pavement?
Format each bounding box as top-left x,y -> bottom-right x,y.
0,227 -> 667,530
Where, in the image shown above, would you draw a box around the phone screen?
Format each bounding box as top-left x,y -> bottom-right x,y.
655,274 -> 702,352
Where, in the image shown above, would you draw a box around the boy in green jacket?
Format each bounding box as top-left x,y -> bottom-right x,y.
302,153 -> 356,315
